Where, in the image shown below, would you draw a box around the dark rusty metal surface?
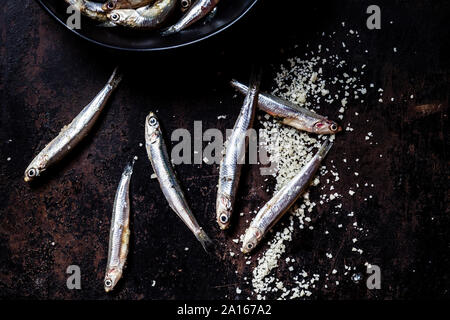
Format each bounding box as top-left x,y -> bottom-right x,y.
0,0 -> 449,299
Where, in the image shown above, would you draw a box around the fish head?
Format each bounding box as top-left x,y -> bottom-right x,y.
241,227 -> 263,254
104,268 -> 122,292
313,119 -> 342,134
102,0 -> 117,10
107,9 -> 139,26
145,112 -> 161,144
24,162 -> 43,182
216,194 -> 232,230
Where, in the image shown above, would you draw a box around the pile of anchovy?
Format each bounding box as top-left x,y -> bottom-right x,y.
65,0 -> 220,33
24,68 -> 341,292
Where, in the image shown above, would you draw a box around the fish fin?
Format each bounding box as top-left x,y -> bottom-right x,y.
108,66 -> 123,89
317,139 -> 333,160
195,229 -> 214,253
160,26 -> 178,36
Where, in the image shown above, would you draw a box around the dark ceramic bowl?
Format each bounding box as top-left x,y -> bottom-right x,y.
37,0 -> 259,51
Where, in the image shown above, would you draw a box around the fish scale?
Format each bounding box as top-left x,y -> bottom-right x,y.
104,159 -> 135,292
162,0 -> 221,35
107,0 -> 177,29
216,70 -> 261,230
145,112 -> 213,252
24,67 -> 122,182
230,79 -> 342,135
242,139 -> 333,254
102,0 -> 155,11
65,0 -> 109,22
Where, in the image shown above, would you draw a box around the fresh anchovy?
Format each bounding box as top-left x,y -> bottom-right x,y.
107,0 -> 177,29
230,80 -> 342,134
102,0 -> 155,11
65,0 -> 109,21
145,112 -> 213,252
216,71 -> 261,230
24,68 -> 122,182
241,139 -> 333,254
104,159 -> 135,292
162,0 -> 220,35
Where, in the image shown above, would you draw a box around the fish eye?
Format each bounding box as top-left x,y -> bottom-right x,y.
110,13 -> 120,21
27,168 -> 37,177
181,0 -> 191,8
330,124 -> 338,131
220,214 -> 228,223
105,279 -> 112,287
107,1 -> 115,9
148,117 -> 158,127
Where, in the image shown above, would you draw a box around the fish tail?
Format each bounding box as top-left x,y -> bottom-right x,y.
160,26 -> 177,36
317,139 -> 333,160
248,66 -> 262,94
123,157 -> 136,176
204,7 -> 218,23
108,66 -> 123,89
195,229 -> 214,253
230,79 -> 246,94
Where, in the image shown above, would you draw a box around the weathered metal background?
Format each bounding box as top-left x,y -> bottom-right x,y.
0,0 -> 449,299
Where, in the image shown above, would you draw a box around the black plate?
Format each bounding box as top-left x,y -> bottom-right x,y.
37,0 -> 259,51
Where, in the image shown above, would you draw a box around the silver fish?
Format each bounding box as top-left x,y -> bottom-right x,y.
162,0 -> 220,35
230,80 -> 342,134
145,112 -> 213,252
107,0 -> 177,29
102,0 -> 155,11
216,71 -> 261,230
24,67 -> 122,182
65,0 -> 109,22
104,159 -> 135,292
242,139 -> 333,254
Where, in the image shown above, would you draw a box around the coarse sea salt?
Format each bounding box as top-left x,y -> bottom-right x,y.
243,24 -> 377,301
